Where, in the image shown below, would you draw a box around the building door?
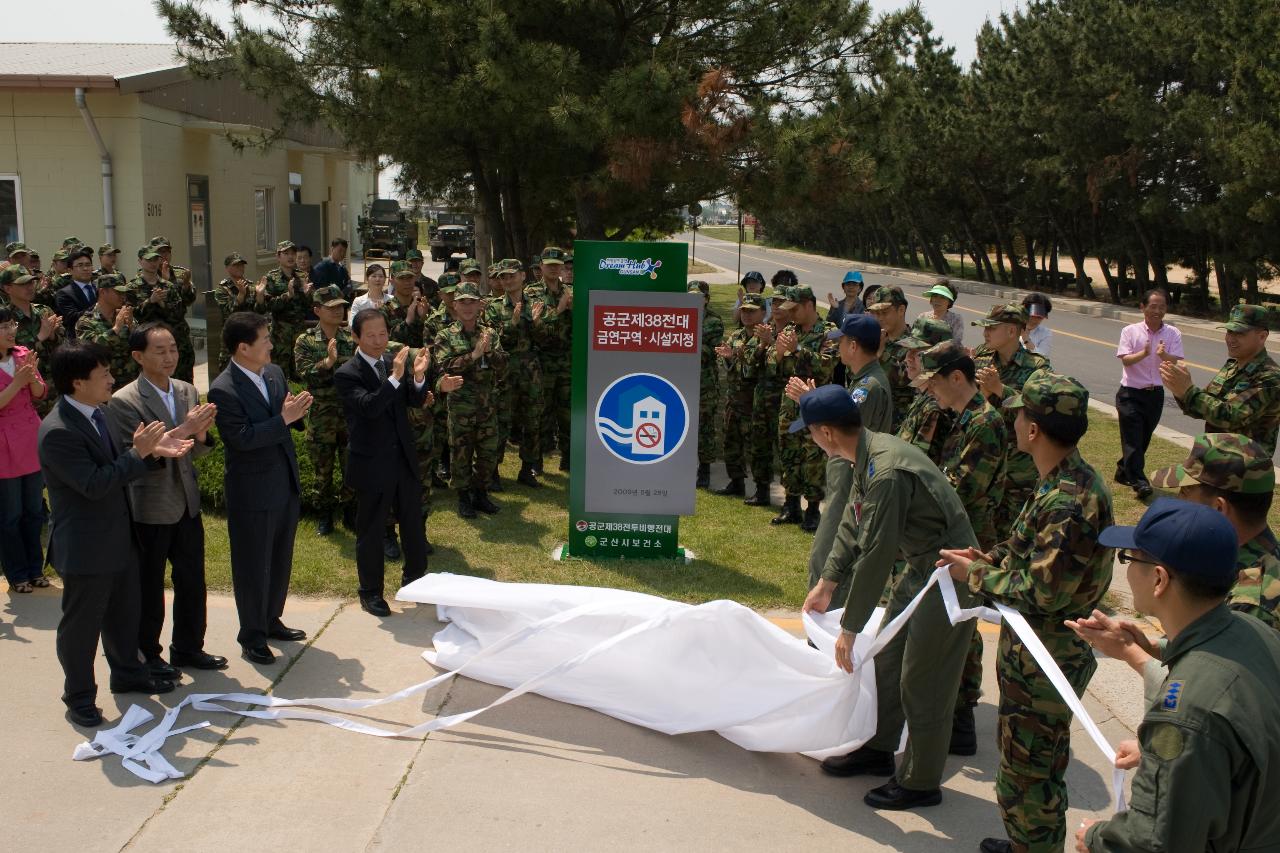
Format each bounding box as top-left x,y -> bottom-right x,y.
187,176 -> 212,320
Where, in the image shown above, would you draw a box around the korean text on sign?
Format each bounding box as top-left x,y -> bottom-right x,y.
593,306 -> 698,353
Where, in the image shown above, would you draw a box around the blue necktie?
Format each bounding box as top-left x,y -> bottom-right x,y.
90,408 -> 113,457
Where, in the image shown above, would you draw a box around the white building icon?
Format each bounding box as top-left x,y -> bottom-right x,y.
631,395 -> 666,456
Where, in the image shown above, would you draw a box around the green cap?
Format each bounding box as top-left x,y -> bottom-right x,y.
0,265 -> 36,286
224,252 -> 247,266
454,281 -> 483,301
495,259 -> 522,276
1003,369 -> 1089,421
771,285 -> 792,303
923,280 -> 956,303
61,236 -> 84,249
1150,433 -> 1275,495
459,258 -> 482,275
51,250 -> 70,263
5,241 -> 29,258
899,316 -> 953,350
911,340 -> 970,388
688,280 -> 709,296
98,243 -> 119,256
406,249 -> 424,261
540,246 -> 567,265
390,260 -> 415,278
865,285 -> 908,310
97,273 -> 133,292
1219,303 -> 1270,333
67,245 -> 93,262
312,284 -> 348,307
740,293 -> 766,311
138,247 -> 161,261
972,301 -> 1028,328
438,271 -> 461,292
781,284 -> 815,307
276,239 -> 296,253
148,236 -> 172,250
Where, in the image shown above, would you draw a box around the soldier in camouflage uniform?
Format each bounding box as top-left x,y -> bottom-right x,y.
94,243 -> 123,280
973,302 -> 1051,539
1161,303 -> 1280,456
528,247 -> 573,473
714,294 -> 767,497
259,240 -> 311,381
895,316 -> 955,465
134,238 -> 197,382
212,253 -> 260,374
75,274 -> 139,384
421,272 -> 460,486
942,371 -> 1113,853
2,241 -> 31,278
487,260 -> 544,488
690,280 -> 725,488
1151,432 -> 1280,632
744,288 -> 793,508
0,265 -> 64,415
771,285 -> 838,531
294,285 -> 358,536
33,248 -> 69,309
435,282 -> 508,519
864,285 -> 913,429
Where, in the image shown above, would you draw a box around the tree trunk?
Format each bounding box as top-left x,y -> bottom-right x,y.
1098,255 -> 1121,303
574,186 -> 606,240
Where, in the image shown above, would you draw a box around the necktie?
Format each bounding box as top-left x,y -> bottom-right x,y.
375,358 -> 387,382
83,282 -> 97,303
90,408 -> 113,457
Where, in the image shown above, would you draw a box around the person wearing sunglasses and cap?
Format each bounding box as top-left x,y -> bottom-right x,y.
1066,498 -> 1280,853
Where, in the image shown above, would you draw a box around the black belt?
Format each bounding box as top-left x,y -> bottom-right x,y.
1120,384 -> 1161,392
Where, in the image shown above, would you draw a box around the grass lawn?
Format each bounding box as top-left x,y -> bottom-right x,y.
698,226 -> 756,245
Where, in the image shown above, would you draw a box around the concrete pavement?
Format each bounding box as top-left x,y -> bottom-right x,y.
4,582 -> 1146,852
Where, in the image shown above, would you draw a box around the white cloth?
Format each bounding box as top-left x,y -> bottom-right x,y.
0,354 -> 12,377
350,293 -> 384,315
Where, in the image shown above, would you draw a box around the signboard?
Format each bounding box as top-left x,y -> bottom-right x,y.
567,241 -> 694,559
190,202 -> 206,247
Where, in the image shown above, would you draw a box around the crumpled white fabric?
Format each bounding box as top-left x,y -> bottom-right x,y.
73,568 -> 1126,810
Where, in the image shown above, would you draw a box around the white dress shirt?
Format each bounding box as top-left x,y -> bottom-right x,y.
145,377 -> 177,422
231,358 -> 271,402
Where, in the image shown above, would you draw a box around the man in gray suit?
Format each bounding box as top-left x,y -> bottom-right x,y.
39,341 -> 194,728
207,312 -> 313,665
107,322 -> 227,674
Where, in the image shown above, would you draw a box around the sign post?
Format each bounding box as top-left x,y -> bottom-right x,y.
565,240 -> 697,560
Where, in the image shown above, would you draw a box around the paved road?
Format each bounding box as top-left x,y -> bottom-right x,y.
683,232 -> 1280,460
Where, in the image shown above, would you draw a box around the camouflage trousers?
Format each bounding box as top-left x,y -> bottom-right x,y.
958,630 -> 984,708
408,405 -> 436,513
697,375 -> 721,466
500,355 -> 544,466
996,625 -> 1097,851
721,384 -> 754,480
305,402 -> 351,512
540,357 -> 571,459
174,321 -> 195,384
777,397 -> 825,500
750,385 -> 783,485
271,323 -> 302,381
449,392 -> 500,491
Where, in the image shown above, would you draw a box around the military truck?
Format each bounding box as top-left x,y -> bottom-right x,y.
428,212 -> 476,261
357,199 -> 419,259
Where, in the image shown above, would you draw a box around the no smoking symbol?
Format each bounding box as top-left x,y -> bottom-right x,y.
635,422 -> 662,448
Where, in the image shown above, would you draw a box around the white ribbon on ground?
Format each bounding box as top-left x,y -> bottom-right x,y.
74,569 -> 1127,810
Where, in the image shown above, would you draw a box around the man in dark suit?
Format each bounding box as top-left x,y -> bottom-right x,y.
39,341 -> 194,728
334,308 -> 442,617
53,246 -> 99,337
107,322 -> 228,673
207,311 -> 313,665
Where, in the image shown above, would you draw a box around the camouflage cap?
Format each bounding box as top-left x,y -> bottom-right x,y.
98,243 -> 120,256
406,249 -> 424,261
1003,369 -> 1089,420
51,250 -> 70,263
97,273 -> 133,292
224,252 -> 247,266
563,252 -> 574,266
487,263 -> 500,278
148,236 -> 172,250
972,301 -> 1028,328
740,293 -> 766,311
438,271 -> 462,292
865,285 -> 908,311
898,315 -> 953,350
312,284 -> 348,307
688,280 -> 709,296
529,255 -> 543,268
454,281 -> 482,301
1219,303 -> 1270,333
61,236 -> 84,249
276,239 -> 296,253
495,259 -> 522,276
540,246 -> 566,265
0,265 -> 36,286
771,285 -> 792,303
1150,433 -> 1275,495
390,260 -> 416,278
67,245 -> 93,261
781,284 -> 816,308
138,246 -> 161,261
5,241 -> 29,258
910,340 -> 970,388
459,258 -> 482,276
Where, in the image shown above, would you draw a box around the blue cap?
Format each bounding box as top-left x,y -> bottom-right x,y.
788,383 -> 862,434
842,270 -> 864,286
1098,497 -> 1238,582
826,313 -> 882,350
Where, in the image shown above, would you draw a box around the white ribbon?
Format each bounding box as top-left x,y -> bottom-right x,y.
74,569 -> 1128,811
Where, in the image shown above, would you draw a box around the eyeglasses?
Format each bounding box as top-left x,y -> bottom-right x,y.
1116,550 -> 1157,567
0,322 -> 18,332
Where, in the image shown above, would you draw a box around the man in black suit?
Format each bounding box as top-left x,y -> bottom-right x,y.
53,245 -> 99,337
334,308 -> 443,617
39,341 -> 194,728
207,312 -> 313,665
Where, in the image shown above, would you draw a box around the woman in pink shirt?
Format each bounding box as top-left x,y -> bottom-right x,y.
0,306 -> 49,592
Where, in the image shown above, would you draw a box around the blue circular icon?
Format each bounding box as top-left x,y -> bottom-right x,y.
594,372 -> 689,464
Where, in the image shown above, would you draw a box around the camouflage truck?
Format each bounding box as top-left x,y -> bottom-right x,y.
358,198 -> 419,259
429,212 -> 476,261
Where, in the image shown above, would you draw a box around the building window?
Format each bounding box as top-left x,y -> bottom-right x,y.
0,176 -> 22,246
254,187 -> 275,252
288,172 -> 302,205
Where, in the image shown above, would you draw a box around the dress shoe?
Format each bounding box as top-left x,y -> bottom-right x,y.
67,705 -> 104,727
744,484 -> 772,507
458,489 -> 477,519
268,625 -> 307,642
1113,466 -> 1133,487
949,704 -> 978,756
863,778 -> 942,810
110,677 -> 176,695
819,745 -> 895,777
517,465 -> 542,488
145,657 -> 181,681
771,496 -> 803,525
979,839 -> 1013,853
473,490 -> 501,515
317,510 -> 334,536
242,645 -> 276,665
360,596 -> 392,617
383,533 -> 402,560
1134,481 -> 1154,500
488,471 -> 504,492
170,650 -> 229,670
695,463 -> 711,489
800,501 -> 822,532
715,478 -> 745,497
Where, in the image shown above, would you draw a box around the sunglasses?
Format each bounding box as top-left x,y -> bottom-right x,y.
1116,550 -> 1157,567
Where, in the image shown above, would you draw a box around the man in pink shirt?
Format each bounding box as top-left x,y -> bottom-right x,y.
1115,287 -> 1184,498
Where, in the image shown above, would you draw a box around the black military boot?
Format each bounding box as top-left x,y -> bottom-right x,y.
744,482 -> 772,507
457,489 -> 477,519
715,478 -> 745,497
489,470 -> 504,492
316,509 -> 334,536
949,704 -> 977,756
770,495 -> 802,525
695,463 -> 711,489
473,490 -> 501,515
819,745 -> 895,778
800,500 -> 821,532
517,464 -> 542,488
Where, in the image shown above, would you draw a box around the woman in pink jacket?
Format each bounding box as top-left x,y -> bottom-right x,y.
0,306 -> 49,592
